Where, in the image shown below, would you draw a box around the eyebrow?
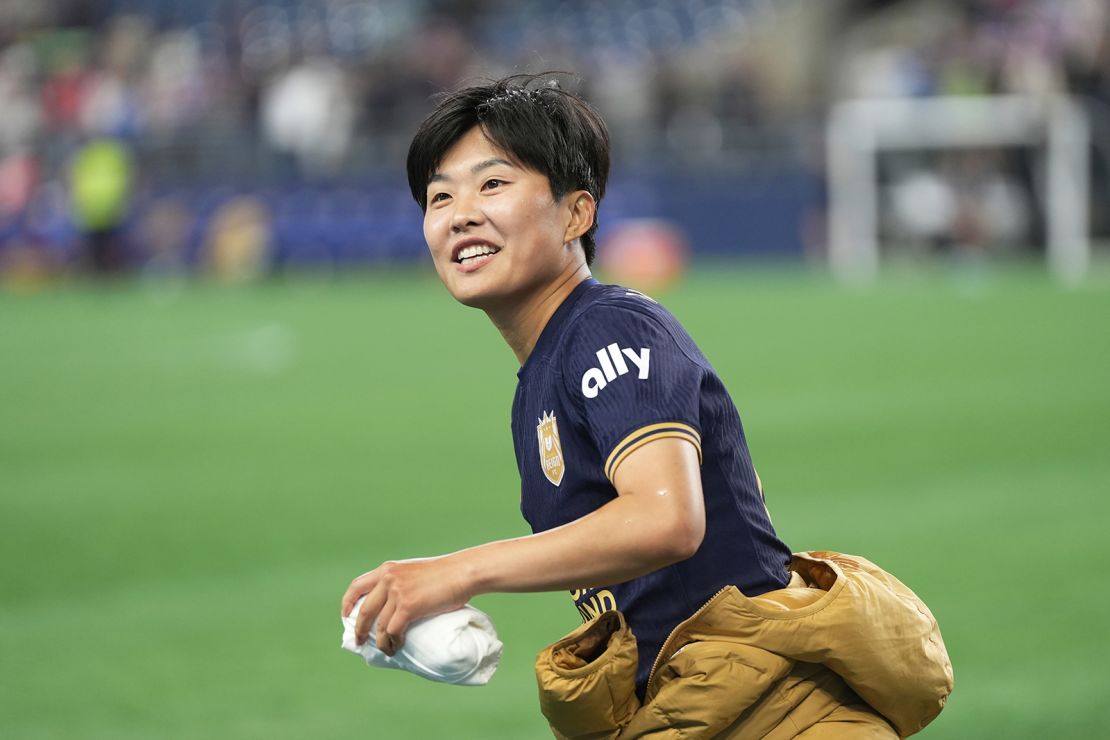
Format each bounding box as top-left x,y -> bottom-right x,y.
429,157 -> 516,184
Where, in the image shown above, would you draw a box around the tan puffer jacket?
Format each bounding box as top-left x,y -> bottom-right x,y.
535,552 -> 953,739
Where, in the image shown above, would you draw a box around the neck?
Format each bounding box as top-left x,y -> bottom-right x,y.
487,262 -> 592,365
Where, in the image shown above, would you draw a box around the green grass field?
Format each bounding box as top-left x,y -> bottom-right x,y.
2,263 -> 1108,739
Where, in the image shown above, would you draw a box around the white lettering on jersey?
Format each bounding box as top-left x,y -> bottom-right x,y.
623,346 -> 650,379
581,344 -> 651,398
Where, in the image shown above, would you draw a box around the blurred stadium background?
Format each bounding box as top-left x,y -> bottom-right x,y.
1,0 -> 1108,738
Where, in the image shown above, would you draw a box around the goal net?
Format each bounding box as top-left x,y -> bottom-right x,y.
827,95 -> 1090,282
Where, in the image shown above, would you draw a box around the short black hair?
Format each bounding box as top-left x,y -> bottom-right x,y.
406,73 -> 610,265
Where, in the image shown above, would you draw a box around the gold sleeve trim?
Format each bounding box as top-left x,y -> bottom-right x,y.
605,422 -> 703,482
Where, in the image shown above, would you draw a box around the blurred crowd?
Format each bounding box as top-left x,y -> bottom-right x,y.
836,0 -> 1108,100
0,0 -> 1106,281
834,0 -> 1110,256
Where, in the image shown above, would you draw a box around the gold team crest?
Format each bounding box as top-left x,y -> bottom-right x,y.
537,411 -> 565,486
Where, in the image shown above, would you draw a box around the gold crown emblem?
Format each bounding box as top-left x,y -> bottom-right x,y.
536,411 -> 565,486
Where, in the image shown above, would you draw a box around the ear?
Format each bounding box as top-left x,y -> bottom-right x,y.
563,191 -> 596,245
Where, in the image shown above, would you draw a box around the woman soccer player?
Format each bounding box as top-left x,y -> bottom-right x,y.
341,74 -> 945,738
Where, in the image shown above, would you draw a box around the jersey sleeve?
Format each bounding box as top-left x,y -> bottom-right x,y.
561,303 -> 704,482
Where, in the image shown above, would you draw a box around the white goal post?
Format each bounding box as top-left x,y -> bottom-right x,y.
827,94 -> 1091,283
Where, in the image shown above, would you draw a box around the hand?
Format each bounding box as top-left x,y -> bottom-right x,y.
340,556 -> 472,656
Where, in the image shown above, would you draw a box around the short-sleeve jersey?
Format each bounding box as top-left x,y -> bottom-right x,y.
511,278 -> 792,696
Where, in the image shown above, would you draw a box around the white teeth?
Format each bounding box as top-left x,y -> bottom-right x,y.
457,244 -> 499,262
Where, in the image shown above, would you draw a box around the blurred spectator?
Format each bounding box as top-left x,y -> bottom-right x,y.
41,36 -> 90,141
142,30 -> 208,135
0,43 -> 42,155
261,57 -> 354,176
201,195 -> 272,281
69,137 -> 133,273
134,195 -> 193,274
0,153 -> 37,220
889,168 -> 959,249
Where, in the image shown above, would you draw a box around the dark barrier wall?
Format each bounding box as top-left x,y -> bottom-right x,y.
608,167 -> 821,258
0,167 -> 821,272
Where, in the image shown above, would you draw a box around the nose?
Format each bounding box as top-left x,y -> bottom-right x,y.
450,191 -> 484,233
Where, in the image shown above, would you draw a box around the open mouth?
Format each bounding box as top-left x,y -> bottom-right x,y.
455,243 -> 502,265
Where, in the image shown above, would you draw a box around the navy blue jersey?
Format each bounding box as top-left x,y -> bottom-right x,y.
511,278 -> 791,696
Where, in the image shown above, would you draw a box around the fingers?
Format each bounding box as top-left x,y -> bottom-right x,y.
341,570 -> 378,617
375,600 -> 399,655
354,580 -> 388,646
353,580 -> 407,656
382,609 -> 410,656
344,558 -> 457,656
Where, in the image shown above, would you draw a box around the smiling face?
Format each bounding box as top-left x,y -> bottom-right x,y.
422,126 -> 592,312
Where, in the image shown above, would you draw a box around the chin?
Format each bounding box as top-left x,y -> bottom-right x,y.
454,292 -> 490,309
445,279 -> 504,310
446,264 -> 520,307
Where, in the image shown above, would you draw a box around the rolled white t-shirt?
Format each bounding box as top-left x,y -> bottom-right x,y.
340,597 -> 502,686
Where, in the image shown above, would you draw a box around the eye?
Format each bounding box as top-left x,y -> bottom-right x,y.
481,178 -> 505,191
429,191 -> 451,204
